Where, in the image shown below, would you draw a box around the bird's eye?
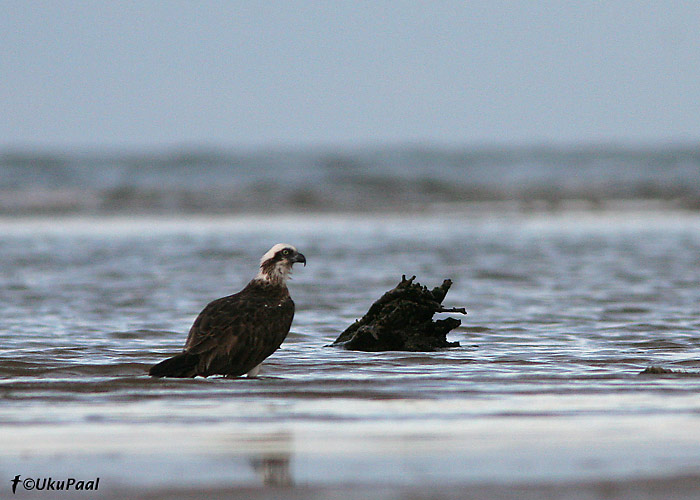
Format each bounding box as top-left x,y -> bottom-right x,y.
282,249 -> 291,256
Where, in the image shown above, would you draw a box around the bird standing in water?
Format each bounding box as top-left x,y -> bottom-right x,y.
149,244 -> 306,378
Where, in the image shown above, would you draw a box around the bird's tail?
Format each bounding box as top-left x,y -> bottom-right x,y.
149,352 -> 200,378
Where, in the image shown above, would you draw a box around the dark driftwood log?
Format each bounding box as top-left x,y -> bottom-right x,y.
332,275 -> 467,352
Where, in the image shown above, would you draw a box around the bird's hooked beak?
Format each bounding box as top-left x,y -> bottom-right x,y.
293,252 -> 306,267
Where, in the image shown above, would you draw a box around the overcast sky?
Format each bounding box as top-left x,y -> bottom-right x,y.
1,1 -> 699,150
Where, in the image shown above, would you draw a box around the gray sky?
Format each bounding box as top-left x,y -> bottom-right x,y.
2,1 -> 699,150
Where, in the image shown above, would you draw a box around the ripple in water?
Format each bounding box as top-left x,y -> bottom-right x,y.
2,213 -> 700,494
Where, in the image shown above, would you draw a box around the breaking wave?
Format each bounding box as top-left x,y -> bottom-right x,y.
2,145 -> 700,214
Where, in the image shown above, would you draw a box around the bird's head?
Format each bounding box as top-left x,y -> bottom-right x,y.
255,243 -> 306,285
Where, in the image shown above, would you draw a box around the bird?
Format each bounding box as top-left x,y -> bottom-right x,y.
149,243 -> 306,378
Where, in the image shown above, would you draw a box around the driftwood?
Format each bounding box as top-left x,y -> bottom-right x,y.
332,275 -> 467,351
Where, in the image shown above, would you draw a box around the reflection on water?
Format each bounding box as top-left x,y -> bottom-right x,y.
250,455 -> 292,487
241,432 -> 294,487
2,213 -> 700,494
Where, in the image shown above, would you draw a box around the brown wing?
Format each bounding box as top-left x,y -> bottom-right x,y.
183,290 -> 294,377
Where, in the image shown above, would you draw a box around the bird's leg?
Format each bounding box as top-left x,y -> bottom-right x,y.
246,364 -> 262,378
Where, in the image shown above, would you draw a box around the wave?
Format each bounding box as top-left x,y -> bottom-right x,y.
2,145 -> 700,214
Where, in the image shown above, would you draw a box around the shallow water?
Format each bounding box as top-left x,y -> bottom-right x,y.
2,212 -> 700,497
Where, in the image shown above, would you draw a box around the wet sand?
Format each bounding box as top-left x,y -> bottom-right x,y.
108,475 -> 700,500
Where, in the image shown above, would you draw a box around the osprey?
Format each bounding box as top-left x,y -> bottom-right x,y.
149,244 -> 306,378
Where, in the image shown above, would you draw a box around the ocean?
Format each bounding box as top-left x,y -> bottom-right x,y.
2,146 -> 700,215
2,146 -> 700,499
